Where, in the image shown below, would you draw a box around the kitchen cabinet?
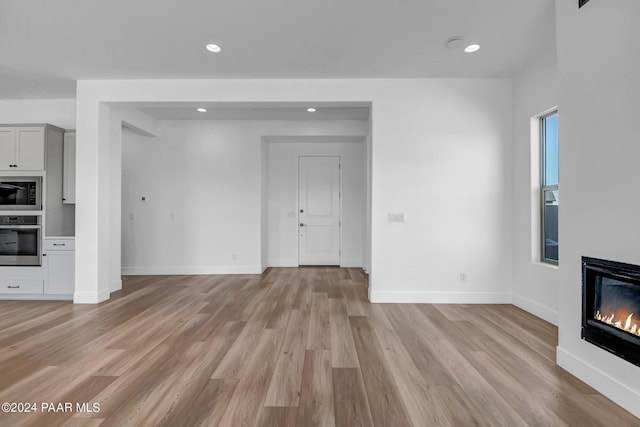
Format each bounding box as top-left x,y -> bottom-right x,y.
0,279 -> 44,294
0,126 -> 45,171
45,127 -> 74,237
43,238 -> 75,295
63,131 -> 76,204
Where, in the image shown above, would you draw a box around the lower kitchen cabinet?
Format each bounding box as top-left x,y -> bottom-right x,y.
0,279 -> 44,294
43,238 -> 75,295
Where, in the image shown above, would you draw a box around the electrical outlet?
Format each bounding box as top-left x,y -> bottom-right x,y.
232,253 -> 237,261
459,273 -> 467,283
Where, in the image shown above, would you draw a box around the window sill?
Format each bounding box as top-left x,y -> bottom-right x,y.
534,260 -> 559,270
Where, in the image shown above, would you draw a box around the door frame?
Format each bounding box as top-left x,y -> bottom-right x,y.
297,155 -> 342,266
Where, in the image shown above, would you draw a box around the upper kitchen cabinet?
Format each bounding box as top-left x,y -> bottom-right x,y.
62,131 -> 75,204
0,126 -> 47,171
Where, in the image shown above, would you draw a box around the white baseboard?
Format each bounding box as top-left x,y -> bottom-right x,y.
340,259 -> 363,268
557,346 -> 640,419
265,261 -> 365,269
512,294 -> 558,326
0,294 -> 72,301
340,263 -> 364,268
266,261 -> 298,268
121,265 -> 263,275
110,279 -> 122,292
369,291 -> 512,304
74,288 -> 110,304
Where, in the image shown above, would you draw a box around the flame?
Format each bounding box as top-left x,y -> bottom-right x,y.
595,310 -> 640,337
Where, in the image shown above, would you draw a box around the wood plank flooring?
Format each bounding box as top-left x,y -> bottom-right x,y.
0,267 -> 638,426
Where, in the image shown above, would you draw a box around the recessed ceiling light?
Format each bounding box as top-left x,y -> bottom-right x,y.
445,37 -> 463,49
306,107 -> 317,112
205,43 -> 222,53
196,108 -> 207,113
464,44 -> 480,53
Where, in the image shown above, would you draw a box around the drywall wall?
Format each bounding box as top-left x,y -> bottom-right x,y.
556,0 -> 640,417
76,78 -> 512,305
369,80 -> 513,303
121,119 -> 367,274
0,99 -> 75,129
364,133 -> 372,275
260,141 -> 268,271
511,50 -> 559,325
266,140 -> 365,267
110,107 -> 158,291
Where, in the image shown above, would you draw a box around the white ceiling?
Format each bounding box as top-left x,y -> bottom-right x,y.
0,0 -> 555,100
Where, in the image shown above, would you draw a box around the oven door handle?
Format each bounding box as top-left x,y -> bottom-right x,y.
0,225 -> 41,230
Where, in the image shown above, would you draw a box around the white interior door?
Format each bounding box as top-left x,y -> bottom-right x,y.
298,156 -> 340,265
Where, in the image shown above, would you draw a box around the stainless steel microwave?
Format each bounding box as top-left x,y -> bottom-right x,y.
0,177 -> 42,210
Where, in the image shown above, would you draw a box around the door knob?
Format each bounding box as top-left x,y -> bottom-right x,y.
299,223 -> 305,227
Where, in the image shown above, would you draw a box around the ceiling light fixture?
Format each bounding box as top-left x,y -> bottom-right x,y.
205,43 -> 222,53
197,108 -> 207,113
306,107 -> 317,112
464,44 -> 480,53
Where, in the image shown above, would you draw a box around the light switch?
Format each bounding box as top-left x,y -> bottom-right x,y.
388,212 -> 406,222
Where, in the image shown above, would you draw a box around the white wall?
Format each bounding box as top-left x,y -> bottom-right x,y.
121,119 -> 367,274
260,140 -> 268,271
0,99 -> 75,129
556,0 -> 640,417
364,133 -> 372,275
266,140 -> 365,267
110,107 -> 158,292
75,78 -> 512,306
369,80 -> 513,303
511,51 -> 559,325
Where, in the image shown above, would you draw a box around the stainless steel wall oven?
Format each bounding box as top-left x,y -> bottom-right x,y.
0,216 -> 41,266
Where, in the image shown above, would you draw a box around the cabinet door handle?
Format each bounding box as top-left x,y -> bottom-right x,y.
53,243 -> 66,246
7,285 -> 20,289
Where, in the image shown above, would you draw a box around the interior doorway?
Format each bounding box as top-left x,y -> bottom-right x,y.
264,137 -> 368,270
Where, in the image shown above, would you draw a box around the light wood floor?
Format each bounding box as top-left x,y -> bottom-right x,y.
0,268 -> 637,427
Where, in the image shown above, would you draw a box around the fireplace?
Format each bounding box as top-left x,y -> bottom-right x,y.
582,257 -> 640,367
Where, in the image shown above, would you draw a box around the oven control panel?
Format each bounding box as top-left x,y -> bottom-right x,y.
0,216 -> 40,225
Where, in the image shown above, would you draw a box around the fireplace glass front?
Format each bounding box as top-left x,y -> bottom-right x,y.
582,257 -> 640,367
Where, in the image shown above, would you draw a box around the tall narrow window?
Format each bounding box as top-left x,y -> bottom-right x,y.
541,111 -> 558,263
